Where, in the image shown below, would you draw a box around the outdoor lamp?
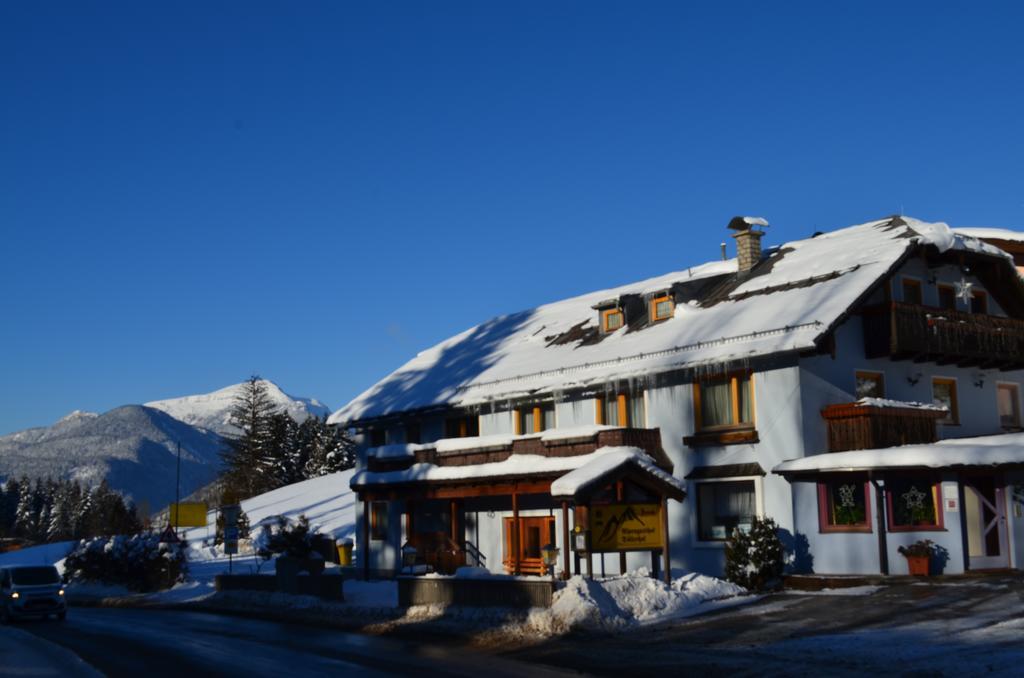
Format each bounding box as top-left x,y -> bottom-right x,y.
541,543 -> 559,577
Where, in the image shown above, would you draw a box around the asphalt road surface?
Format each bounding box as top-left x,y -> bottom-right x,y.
3,607 -> 575,677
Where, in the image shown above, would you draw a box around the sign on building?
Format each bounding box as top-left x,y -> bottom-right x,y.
170,502 -> 208,528
590,503 -> 663,552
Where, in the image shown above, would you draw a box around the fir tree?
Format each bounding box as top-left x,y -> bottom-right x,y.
14,477 -> 36,539
266,412 -> 301,488
303,416 -> 356,478
220,376 -> 280,498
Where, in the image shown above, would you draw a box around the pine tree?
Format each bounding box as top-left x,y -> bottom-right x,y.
220,376 -> 280,498
47,481 -> 76,542
303,416 -> 357,478
266,412 -> 301,488
73,486 -> 95,539
14,477 -> 37,540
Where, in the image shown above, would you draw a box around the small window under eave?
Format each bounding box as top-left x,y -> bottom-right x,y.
650,294 -> 674,322
602,308 -> 624,333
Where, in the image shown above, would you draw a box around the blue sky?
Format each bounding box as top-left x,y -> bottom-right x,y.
2,1 -> 1023,434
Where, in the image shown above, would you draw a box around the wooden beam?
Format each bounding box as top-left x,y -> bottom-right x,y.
561,500 -> 570,580
661,496 -> 671,585
362,499 -> 371,581
512,491 -> 520,576
617,481 -> 627,575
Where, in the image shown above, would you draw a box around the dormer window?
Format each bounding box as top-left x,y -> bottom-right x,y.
602,308 -> 624,332
650,294 -> 673,322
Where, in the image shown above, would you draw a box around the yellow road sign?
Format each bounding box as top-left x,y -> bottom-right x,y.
170,502 -> 208,528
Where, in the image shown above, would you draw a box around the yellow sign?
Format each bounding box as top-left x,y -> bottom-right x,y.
591,503 -> 663,552
170,502 -> 208,528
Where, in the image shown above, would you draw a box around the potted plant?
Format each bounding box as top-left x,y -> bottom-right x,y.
898,539 -> 934,576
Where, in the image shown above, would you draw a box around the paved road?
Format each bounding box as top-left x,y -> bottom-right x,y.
6,607 -> 575,677
507,576 -> 1024,677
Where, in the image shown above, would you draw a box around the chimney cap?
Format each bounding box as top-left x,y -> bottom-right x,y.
728,216 -> 770,231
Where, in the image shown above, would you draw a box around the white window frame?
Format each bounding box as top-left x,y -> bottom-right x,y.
692,475 -> 765,549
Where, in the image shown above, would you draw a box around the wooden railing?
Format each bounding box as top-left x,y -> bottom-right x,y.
863,302 -> 1024,368
821,402 -> 947,453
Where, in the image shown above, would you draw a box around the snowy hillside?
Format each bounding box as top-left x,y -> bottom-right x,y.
0,406 -> 222,510
184,468 -> 357,544
146,379 -> 331,437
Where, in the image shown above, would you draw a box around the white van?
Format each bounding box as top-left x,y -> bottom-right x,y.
0,565 -> 67,622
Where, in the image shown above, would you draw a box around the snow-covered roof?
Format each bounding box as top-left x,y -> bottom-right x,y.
773,432 -> 1024,475
953,227 -> 1024,243
353,446 -> 642,488
332,217 -> 1010,425
550,447 -> 686,500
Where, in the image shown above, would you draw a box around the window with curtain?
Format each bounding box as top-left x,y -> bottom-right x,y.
998,383 -> 1021,429
598,392 -> 646,427
932,378 -> 959,424
697,480 -> 756,541
855,371 -> 885,399
696,373 -> 753,429
518,403 -> 555,433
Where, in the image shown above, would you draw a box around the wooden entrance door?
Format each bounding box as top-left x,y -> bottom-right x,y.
503,516 -> 555,575
964,478 -> 1009,570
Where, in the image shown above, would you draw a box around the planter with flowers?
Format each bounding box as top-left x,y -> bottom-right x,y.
898,539 -> 934,576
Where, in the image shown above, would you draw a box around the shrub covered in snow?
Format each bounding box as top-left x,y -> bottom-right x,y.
724,516 -> 784,591
63,532 -> 188,592
254,514 -> 322,561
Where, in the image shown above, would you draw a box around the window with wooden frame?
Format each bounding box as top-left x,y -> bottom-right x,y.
854,371 -> 885,399
602,308 -> 624,333
694,372 -> 754,431
818,478 -> 872,533
369,429 -> 386,447
886,477 -> 943,531
971,289 -> 989,314
650,294 -> 674,322
514,403 -> 555,434
997,383 -> 1021,430
405,422 -> 421,445
696,480 -> 757,541
444,415 -> 479,438
937,284 -> 957,310
901,277 -> 923,305
931,377 -> 959,425
370,501 -> 389,541
594,391 -> 646,427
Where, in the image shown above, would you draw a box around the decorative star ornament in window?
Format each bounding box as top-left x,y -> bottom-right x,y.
838,484 -> 857,508
903,485 -> 927,511
955,277 -> 974,303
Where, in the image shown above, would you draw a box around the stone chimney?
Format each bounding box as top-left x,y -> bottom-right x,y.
727,216 -> 768,273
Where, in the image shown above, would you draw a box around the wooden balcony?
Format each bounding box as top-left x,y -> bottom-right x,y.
863,302 -> 1024,369
821,402 -> 947,453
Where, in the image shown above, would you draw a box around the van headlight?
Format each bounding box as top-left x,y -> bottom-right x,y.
58,589 -> 65,596
10,591 -> 19,599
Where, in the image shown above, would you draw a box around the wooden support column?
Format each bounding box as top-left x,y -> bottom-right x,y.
561,500 -> 571,580
661,496 -> 671,585
450,499 -> 459,543
616,481 -> 627,575
512,490 -> 520,575
871,474 -> 889,575
405,500 -> 414,542
585,503 -> 594,579
362,499 -> 371,580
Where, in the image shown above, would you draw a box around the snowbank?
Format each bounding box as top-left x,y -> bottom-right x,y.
522,570 -> 747,635
0,540 -> 75,568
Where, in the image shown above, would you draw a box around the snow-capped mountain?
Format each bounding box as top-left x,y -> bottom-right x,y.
0,405 -> 223,511
145,379 -> 331,437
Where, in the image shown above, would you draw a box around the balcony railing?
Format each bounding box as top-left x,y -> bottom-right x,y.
821,402 -> 947,453
863,302 -> 1024,369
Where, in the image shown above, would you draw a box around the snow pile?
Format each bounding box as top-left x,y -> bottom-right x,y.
854,397 -> 947,411
953,226 -> 1024,243
524,570 -> 747,635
